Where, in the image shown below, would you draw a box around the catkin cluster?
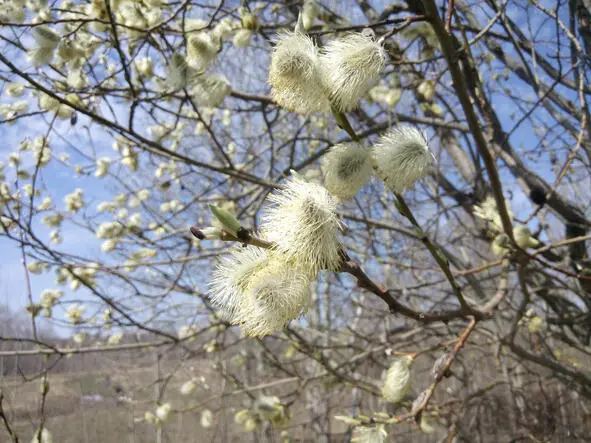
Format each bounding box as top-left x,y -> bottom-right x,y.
322,126 -> 434,201
208,10 -> 435,338
210,175 -> 342,337
269,28 -> 386,114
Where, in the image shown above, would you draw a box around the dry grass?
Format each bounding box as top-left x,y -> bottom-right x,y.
0,356 -> 346,443
2,338 -> 591,442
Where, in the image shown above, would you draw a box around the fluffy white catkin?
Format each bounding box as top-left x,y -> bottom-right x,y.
262,175 -> 342,274
351,425 -> 387,443
372,126 -> 433,193
190,73 -> 232,107
167,53 -> 191,90
514,225 -> 539,249
186,32 -> 218,71
29,26 -> 61,66
209,246 -> 311,337
473,195 -> 514,233
268,31 -> 330,114
319,31 -> 386,112
321,143 -> 372,201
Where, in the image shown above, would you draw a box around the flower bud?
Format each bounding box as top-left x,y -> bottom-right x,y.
33,26 -> 61,49
144,411 -> 158,425
191,73 -> 231,107
244,417 -> 259,432
234,409 -> 250,425
155,403 -> 171,422
233,29 -> 252,48
381,355 -> 413,404
240,10 -> 259,30
180,379 -> 197,395
6,83 -> 25,97
191,226 -> 223,240
491,233 -> 510,256
31,428 -> 53,443
187,33 -> 218,71
167,53 -> 190,90
417,79 -> 436,101
514,225 -> 539,249
209,204 -> 242,236
201,409 -> 213,428
474,195 -> 513,234
527,315 -> 545,333
135,57 -> 154,78
419,416 -> 436,434
26,303 -> 43,317
351,424 -> 387,443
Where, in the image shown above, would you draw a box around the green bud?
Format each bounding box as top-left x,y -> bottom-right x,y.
334,415 -> 362,425
209,204 -> 242,235
26,304 -> 43,317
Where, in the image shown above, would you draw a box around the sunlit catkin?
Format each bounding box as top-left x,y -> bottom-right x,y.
191,73 -> 231,107
514,225 -> 539,249
31,428 -> 53,443
319,31 -> 386,112
167,53 -> 190,90
268,31 -> 330,114
351,425 -> 387,443
209,246 -> 311,337
29,26 -> 61,66
474,195 -> 514,234
372,126 -> 433,193
321,143 -> 372,201
186,32 -> 218,71
262,175 -> 342,273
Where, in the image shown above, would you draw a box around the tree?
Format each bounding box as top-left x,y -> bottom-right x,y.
1,0 -> 590,441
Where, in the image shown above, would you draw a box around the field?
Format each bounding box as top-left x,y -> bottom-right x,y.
0,350 -> 354,443
2,339 -> 591,443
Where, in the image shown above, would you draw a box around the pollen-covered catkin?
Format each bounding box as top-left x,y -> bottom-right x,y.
209,246 -> 311,337
372,126 -> 433,193
319,31 -> 386,112
190,73 -> 231,107
262,175 -> 342,274
268,31 -> 330,114
186,32 -> 218,71
321,143 -> 372,201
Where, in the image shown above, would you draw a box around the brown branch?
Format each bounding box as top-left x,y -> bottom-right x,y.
394,193 -> 472,311
0,392 -> 19,443
421,0 -> 515,239
191,227 -> 483,323
339,260 -> 484,323
394,317 -> 477,423
445,0 -> 455,32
